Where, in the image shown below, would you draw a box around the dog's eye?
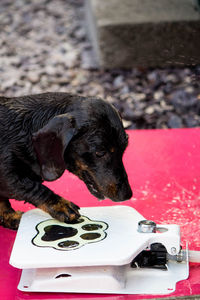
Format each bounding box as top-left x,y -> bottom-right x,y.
95,151 -> 106,158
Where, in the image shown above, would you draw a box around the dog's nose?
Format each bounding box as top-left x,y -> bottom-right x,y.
120,184 -> 133,201
125,186 -> 133,200
112,183 -> 132,202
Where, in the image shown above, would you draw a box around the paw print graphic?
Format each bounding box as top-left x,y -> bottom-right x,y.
32,215 -> 108,251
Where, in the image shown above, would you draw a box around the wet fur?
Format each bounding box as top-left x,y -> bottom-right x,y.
0,92 -> 132,229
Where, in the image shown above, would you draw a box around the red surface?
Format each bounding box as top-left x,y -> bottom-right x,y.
1,128 -> 200,299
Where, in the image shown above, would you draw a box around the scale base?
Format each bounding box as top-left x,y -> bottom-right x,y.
18,259 -> 188,295
10,206 -> 189,295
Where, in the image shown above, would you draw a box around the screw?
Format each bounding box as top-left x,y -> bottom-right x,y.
138,220 -> 156,233
176,251 -> 184,262
171,247 -> 177,255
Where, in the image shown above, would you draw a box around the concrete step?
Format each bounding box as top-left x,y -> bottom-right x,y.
85,0 -> 200,68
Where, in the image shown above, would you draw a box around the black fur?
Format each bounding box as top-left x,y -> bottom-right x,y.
0,92 -> 132,229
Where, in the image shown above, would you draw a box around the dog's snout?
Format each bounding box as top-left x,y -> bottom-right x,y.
121,184 -> 133,201
114,183 -> 132,202
106,180 -> 132,202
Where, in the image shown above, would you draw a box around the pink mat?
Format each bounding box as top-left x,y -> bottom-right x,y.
1,128 -> 200,299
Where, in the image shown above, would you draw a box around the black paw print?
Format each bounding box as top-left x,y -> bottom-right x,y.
32,216 -> 108,250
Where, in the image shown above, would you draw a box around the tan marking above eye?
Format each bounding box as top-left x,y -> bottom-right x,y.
75,159 -> 88,170
110,147 -> 115,153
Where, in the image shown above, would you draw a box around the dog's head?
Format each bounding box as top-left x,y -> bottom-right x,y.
32,98 -> 132,202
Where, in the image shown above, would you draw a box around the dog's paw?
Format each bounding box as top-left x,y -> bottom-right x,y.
0,210 -> 23,230
39,198 -> 80,223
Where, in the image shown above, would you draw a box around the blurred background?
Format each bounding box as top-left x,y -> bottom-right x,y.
0,0 -> 200,130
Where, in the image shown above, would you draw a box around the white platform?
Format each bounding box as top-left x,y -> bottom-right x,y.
9,206 -> 189,294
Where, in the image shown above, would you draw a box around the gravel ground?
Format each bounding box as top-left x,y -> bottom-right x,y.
0,0 -> 200,129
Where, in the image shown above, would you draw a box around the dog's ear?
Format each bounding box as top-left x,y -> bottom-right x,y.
32,113 -> 76,181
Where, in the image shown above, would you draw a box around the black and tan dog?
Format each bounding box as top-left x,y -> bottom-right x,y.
0,92 -> 132,229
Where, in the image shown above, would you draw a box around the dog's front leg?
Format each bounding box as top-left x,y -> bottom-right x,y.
0,197 -> 23,230
5,170 -> 80,224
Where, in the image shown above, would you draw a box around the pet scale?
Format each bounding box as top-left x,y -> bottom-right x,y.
10,206 -> 189,295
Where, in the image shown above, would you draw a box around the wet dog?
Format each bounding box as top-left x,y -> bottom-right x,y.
0,92 -> 132,229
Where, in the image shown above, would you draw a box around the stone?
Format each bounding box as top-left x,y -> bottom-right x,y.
120,85 -> 130,94
156,115 -> 168,129
74,27 -> 86,40
145,106 -> 155,115
27,72 -> 40,84
167,113 -> 183,128
154,91 -> 164,101
113,75 -> 124,88
132,93 -> 146,101
170,89 -> 198,113
2,77 -> 17,89
123,106 -> 135,120
183,113 -> 200,127
122,119 -> 132,129
64,50 -> 79,68
160,100 -> 174,111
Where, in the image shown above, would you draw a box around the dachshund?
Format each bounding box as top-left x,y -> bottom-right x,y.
0,92 -> 132,229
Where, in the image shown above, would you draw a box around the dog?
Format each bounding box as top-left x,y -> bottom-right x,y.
0,92 -> 132,230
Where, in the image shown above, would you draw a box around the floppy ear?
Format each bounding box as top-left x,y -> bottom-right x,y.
32,113 -> 76,181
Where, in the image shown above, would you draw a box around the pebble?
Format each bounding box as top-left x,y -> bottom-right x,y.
166,74 -> 179,83
168,114 -> 183,128
74,27 -> 86,40
64,51 -> 78,68
132,93 -> 146,101
183,114 -> 200,127
145,106 -> 155,115
170,90 -> 198,112
27,72 -> 40,83
122,119 -> 132,129
123,107 -> 135,120
113,75 -> 124,88
154,90 -> 164,100
156,115 -> 168,129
